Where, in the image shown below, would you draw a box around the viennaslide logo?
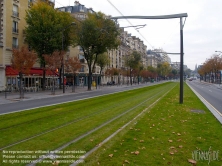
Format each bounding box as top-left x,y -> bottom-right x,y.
192,146 -> 219,165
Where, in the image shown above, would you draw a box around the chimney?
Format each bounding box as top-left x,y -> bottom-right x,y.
74,1 -> 79,6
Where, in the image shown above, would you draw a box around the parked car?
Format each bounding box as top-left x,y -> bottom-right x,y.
107,81 -> 115,85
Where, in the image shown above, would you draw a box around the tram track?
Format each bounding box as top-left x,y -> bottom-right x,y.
0,84 -> 169,150
25,83 -> 176,165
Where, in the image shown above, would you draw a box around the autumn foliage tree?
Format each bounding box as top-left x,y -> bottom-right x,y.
11,46 -> 37,98
198,55 -> 222,83
43,51 -> 65,94
65,57 -> 81,92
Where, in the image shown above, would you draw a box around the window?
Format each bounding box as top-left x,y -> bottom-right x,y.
79,54 -> 85,63
13,5 -> 19,17
12,21 -> 18,33
79,54 -> 84,59
59,8 -> 65,12
28,0 -> 32,6
79,5 -> 84,12
12,37 -> 18,48
79,46 -> 84,52
79,66 -> 84,72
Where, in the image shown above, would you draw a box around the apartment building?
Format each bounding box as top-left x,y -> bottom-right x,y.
0,0 -> 56,91
153,48 -> 171,64
57,1 -> 148,85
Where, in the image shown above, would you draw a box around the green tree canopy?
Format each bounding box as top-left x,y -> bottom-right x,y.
125,51 -> 141,85
157,62 -> 172,78
25,1 -> 74,90
96,52 -> 109,75
73,12 -> 120,90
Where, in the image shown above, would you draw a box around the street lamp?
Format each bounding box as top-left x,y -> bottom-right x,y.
111,13 -> 187,104
61,22 -> 76,93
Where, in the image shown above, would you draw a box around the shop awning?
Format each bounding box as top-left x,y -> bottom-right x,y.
5,66 -> 58,76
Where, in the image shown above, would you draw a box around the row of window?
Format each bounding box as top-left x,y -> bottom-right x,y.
12,3 -> 19,49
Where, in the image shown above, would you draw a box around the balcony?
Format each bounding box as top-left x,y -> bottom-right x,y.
12,27 -> 19,33
12,11 -> 19,18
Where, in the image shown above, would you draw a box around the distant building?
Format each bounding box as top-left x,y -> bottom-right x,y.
146,49 -> 171,68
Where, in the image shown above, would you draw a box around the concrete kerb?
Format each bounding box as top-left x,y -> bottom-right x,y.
187,82 -> 222,124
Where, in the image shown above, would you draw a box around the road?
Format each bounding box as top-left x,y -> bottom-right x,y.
187,80 -> 222,115
0,83 -> 162,115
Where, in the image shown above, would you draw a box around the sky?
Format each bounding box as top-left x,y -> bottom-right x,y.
54,0 -> 222,70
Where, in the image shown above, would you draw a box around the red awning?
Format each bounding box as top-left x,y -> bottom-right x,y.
5,66 -> 58,76
5,66 -> 18,76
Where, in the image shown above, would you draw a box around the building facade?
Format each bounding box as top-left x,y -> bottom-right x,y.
57,1 -> 148,85
0,0 -> 57,91
0,0 -> 149,90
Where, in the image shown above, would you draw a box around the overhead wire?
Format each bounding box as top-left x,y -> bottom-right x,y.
106,0 -> 154,49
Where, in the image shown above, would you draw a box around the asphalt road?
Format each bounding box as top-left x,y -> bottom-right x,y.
0,83 -> 160,115
187,80 -> 222,115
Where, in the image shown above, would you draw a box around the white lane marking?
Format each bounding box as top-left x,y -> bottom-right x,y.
188,83 -> 222,118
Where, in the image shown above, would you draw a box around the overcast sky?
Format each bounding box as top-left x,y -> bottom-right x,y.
55,0 -> 222,70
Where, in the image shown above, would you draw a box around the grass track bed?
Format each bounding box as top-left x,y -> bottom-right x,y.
80,83 -> 222,166
0,82 -> 175,165
0,83 -> 171,149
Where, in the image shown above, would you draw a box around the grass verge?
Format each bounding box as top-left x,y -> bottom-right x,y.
80,83 -> 222,166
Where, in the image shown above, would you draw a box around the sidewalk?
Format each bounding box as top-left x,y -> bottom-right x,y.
0,81 -> 169,105
0,85 -> 109,105
0,84 -> 139,105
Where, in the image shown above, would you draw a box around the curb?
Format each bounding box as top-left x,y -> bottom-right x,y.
187,83 -> 222,124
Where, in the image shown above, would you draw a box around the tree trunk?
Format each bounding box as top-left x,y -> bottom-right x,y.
59,67 -> 62,89
100,69 -> 102,86
130,68 -> 132,85
88,72 -> 92,90
72,74 -> 75,92
19,72 -> 24,99
51,75 -> 55,95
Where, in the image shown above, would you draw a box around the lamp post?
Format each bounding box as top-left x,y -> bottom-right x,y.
61,22 -> 75,93
215,51 -> 222,59
215,51 -> 222,84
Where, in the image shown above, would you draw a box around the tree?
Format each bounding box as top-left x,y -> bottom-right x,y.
171,69 -> 178,79
105,68 -> 119,84
125,51 -> 141,85
147,66 -> 157,81
25,1 -> 74,90
65,57 -> 81,92
73,12 -> 120,90
11,46 -> 37,98
96,52 -> 109,85
157,62 -> 171,79
136,63 -> 144,84
199,55 -> 222,83
43,51 -> 65,94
